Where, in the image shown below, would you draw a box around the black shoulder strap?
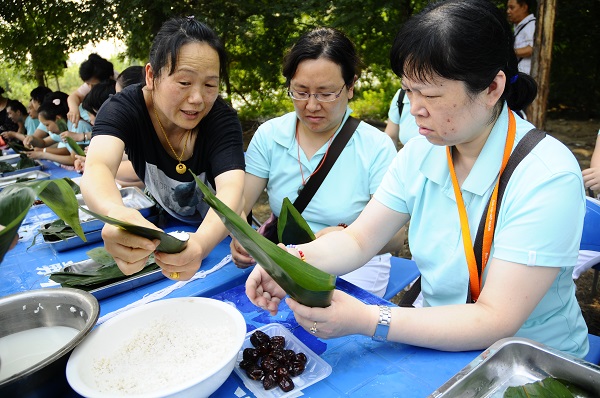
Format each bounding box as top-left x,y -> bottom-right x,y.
293,116 -> 359,213
473,128 -> 546,276
397,89 -> 406,119
514,17 -> 536,39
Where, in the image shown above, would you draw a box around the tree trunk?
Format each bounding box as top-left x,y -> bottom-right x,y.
34,69 -> 45,87
529,0 -> 556,130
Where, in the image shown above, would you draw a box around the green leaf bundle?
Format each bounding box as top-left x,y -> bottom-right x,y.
79,207 -> 188,253
50,247 -> 159,290
191,171 -> 335,307
16,154 -> 37,169
65,136 -> 86,156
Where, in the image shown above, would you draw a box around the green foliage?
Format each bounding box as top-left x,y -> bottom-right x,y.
1,0 -> 598,119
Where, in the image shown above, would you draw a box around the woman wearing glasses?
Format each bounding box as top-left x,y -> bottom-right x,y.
230,27 -> 399,296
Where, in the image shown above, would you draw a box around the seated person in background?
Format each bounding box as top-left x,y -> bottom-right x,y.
67,53 -> 118,127
0,86 -> 18,134
27,86 -> 54,139
116,65 -> 145,92
384,88 -> 419,148
24,93 -> 86,166
114,65 -> 146,188
231,27 -> 399,297
576,129 -> 600,279
246,0 -> 589,359
62,80 -> 117,173
81,17 -> 245,281
1,100 -> 28,142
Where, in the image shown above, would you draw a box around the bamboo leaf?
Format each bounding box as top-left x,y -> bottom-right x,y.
79,207 -> 188,253
0,178 -> 84,264
190,171 -> 335,307
0,161 -> 16,173
503,377 -> 576,398
277,197 -> 316,245
7,141 -> 32,153
65,136 -> 86,156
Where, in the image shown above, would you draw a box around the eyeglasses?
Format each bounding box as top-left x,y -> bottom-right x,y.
287,85 -> 346,102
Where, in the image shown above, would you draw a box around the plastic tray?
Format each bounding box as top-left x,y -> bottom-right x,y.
432,337 -> 600,397
233,323 -> 332,398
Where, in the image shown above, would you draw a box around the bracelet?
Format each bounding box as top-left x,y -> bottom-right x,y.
338,223 -> 348,228
43,148 -> 47,153
286,244 -> 306,261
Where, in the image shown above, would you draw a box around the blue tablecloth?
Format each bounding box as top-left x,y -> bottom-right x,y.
2,159 -> 481,397
210,281 -> 480,397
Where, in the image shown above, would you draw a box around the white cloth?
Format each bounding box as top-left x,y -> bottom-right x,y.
96,255 -> 232,325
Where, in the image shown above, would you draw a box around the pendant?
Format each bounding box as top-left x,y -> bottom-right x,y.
176,163 -> 187,174
297,185 -> 304,195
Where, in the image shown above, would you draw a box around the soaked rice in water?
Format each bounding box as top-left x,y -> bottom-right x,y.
92,318 -> 235,394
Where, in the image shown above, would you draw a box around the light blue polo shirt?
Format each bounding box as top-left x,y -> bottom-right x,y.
388,89 -> 420,145
246,107 -> 396,233
374,104 -> 589,358
24,116 -> 38,135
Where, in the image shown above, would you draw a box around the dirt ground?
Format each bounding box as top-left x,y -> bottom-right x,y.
244,117 -> 600,336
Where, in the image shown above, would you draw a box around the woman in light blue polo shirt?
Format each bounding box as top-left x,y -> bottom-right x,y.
246,0 -> 589,358
231,27 -> 398,297
384,88 -> 419,147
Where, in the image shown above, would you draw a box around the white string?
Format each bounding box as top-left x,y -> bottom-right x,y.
96,255 -> 232,325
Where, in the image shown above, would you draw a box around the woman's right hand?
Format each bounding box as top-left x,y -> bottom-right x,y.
230,236 -> 256,268
67,107 -> 81,127
101,206 -> 160,275
22,135 -> 34,149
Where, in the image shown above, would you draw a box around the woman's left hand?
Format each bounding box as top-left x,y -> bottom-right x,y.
286,290 -> 373,339
26,149 -> 44,159
153,232 -> 204,281
245,265 -> 287,315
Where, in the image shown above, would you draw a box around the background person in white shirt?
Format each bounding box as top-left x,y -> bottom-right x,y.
507,0 -> 536,75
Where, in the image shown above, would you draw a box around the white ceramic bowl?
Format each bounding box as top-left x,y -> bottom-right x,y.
66,297 -> 246,398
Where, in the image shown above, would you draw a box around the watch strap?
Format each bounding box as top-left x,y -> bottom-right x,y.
372,305 -> 392,342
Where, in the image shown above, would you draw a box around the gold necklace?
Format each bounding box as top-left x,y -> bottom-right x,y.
153,106 -> 191,174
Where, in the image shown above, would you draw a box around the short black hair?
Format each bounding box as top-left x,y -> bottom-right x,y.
6,99 -> 27,115
30,86 -> 53,104
117,66 -> 145,89
82,80 -> 116,116
38,92 -> 69,121
149,17 -> 227,84
282,27 -> 362,88
79,53 -> 114,82
390,0 -> 536,114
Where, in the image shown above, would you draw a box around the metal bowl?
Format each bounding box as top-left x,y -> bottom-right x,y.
0,288 -> 99,397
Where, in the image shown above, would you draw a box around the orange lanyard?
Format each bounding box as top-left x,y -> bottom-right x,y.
446,110 -> 516,302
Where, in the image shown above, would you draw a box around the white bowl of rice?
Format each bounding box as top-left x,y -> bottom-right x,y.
66,297 -> 246,397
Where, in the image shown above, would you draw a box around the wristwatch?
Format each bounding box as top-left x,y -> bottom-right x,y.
372,305 -> 392,342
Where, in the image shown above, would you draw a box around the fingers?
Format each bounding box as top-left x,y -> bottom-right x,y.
230,238 -> 255,268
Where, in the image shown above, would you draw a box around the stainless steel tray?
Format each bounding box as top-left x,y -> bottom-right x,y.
0,160 -> 44,177
61,258 -> 165,300
0,153 -> 21,164
0,170 -> 51,190
431,337 -> 600,397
